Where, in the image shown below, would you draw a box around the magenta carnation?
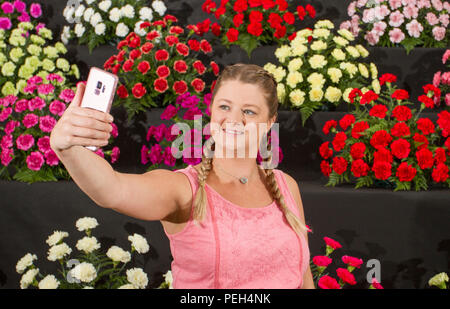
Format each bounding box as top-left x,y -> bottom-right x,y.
39,115 -> 56,133
26,151 -> 44,171
1,148 -> 14,166
17,11 -> 30,22
22,113 -> 39,128
28,97 -> 46,111
29,3 -> 42,18
44,149 -> 59,166
59,89 -> 75,103
49,100 -> 66,116
37,136 -> 51,153
0,107 -> 12,121
111,146 -> 120,163
16,134 -> 34,151
0,17 -> 12,30
13,0 -> 26,13
37,83 -> 55,95
1,134 -> 13,149
14,99 -> 29,113
1,2 -> 15,14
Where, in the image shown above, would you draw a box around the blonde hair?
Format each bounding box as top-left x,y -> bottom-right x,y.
192,64 -> 308,237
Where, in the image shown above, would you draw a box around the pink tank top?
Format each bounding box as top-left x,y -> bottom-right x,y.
162,164 -> 310,289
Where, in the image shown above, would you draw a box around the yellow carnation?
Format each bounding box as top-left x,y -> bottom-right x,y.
327,68 -> 342,83
289,89 -> 305,107
277,83 -> 286,103
333,36 -> 349,47
337,29 -> 354,41
370,63 -> 378,79
314,20 -> 334,29
309,87 -> 324,102
288,58 -> 303,72
286,71 -> 303,88
308,54 -> 327,69
346,46 -> 360,58
275,45 -> 292,63
355,44 -> 369,57
343,88 -> 353,103
331,48 -> 346,61
358,63 -> 369,78
324,87 -> 342,103
273,67 -> 286,83
372,79 -> 381,94
307,72 -> 325,87
311,40 -> 327,52
312,28 -> 330,39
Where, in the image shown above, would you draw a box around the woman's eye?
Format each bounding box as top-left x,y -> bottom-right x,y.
244,110 -> 255,115
219,105 -> 229,110
219,105 -> 255,115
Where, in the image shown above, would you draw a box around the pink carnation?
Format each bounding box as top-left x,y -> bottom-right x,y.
324,237 -> 342,249
28,76 -> 43,85
318,275 -> 341,289
0,17 -> 12,30
439,14 -> 449,28
37,83 -> 55,95
1,134 -> 13,149
417,0 -> 431,9
39,115 -> 56,133
362,8 -> 376,23
342,255 -> 364,268
389,10 -> 405,27
442,72 -> 450,85
446,93 -> 450,106
26,151 -> 44,171
5,120 -> 19,135
111,146 -> 120,163
313,256 -> 333,267
432,26 -> 446,40
163,146 -> 176,166
49,100 -> 66,116
0,107 -> 12,121
149,144 -> 163,165
374,5 -> 390,20
94,149 -> 104,158
1,2 -> 14,14
406,19 -> 423,38
336,268 -> 357,285
431,0 -> 443,11
37,136 -> 51,153
373,21 -> 387,36
389,28 -> 405,43
14,99 -> 29,113
46,73 -> 63,82
443,50 -> 450,64
59,89 -> 75,103
347,1 -> 356,16
3,95 -> 17,106
18,12 -> 30,22
22,113 -> 39,128
365,30 -> 380,45
111,123 -> 118,138
16,134 -> 34,151
30,3 -> 42,18
13,0 -> 26,13
403,5 -> 419,19
389,0 -> 403,10
44,149 -> 59,166
141,145 -> 149,165
426,12 -> 439,25
28,97 -> 46,111
1,148 -> 14,166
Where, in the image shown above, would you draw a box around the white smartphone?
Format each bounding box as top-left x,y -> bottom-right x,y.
80,67 -> 119,151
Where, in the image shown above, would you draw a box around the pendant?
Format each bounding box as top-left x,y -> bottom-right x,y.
239,177 -> 248,184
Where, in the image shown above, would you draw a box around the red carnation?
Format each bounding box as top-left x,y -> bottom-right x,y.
197,18 -> 211,35
370,104 -> 388,119
247,22 -> 263,36
130,49 -> 142,60
319,142 -> 333,159
349,88 -> 363,103
156,65 -> 170,78
137,61 -> 150,75
305,4 -> 316,18
332,156 -> 348,175
191,78 -> 205,93
332,132 -> 347,152
117,40 -> 128,49
215,7 -> 226,19
323,120 -> 337,135
165,35 -> 179,47
392,105 -> 412,122
146,30 -> 160,41
139,22 -> 151,29
374,148 -> 393,164
350,142 -> 366,160
351,121 -> 369,139
200,40 -> 212,54
283,12 -> 295,24
226,28 -> 239,42
372,161 -> 392,180
396,162 -> 417,182
418,94 -> 435,109
233,0 -> 248,13
174,60 -> 188,73
164,15 -> 178,23
312,256 -> 332,268
445,138 -> 450,155
249,10 -> 263,23
413,133 -> 429,150
342,255 -> 364,268
169,26 -> 184,35
262,0 -> 276,10
202,0 -> 216,13
379,73 -> 397,86
112,64 -> 120,75
154,78 -> 168,93
432,163 -> 449,182
211,61 -> 220,76
391,138 -> 411,159
390,122 -> 411,137
360,90 -> 378,105
122,59 -> 134,72
324,237 -> 342,250
176,43 -> 190,56
155,49 -> 169,61
437,110 -> 450,137
351,159 -> 370,177
391,89 -> 409,101
173,81 -> 188,95
415,148 -> 434,169
233,13 -> 244,28
336,268 -> 356,285
297,5 -> 306,20
277,0 -> 289,11
188,39 -> 200,51
116,50 -> 126,62
274,25 -> 287,38
249,0 -> 262,8
141,42 -> 154,54
117,85 -> 128,99
129,36 -> 141,49
339,114 -> 355,131
434,148 -> 447,164
211,23 -> 221,36
288,32 -> 297,41
423,84 -> 441,98
320,160 -> 332,177
268,13 -> 283,28
318,275 -> 340,289
370,130 -> 392,150
417,118 -> 435,135
193,60 -> 206,75
132,83 -> 146,99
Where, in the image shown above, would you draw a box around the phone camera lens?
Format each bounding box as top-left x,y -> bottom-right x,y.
97,81 -> 102,89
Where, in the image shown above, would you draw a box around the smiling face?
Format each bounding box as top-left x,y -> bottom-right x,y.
208,80 -> 277,159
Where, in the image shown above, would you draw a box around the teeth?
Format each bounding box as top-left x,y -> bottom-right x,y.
223,128 -> 243,135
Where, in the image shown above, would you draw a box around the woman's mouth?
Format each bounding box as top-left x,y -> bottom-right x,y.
223,128 -> 244,135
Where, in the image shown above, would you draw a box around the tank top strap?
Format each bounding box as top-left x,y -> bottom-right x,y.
272,169 -> 301,219
173,165 -> 199,195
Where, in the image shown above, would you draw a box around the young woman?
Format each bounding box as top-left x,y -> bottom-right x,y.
50,63 -> 314,289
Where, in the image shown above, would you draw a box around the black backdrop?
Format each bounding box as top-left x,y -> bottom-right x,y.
0,0 -> 449,289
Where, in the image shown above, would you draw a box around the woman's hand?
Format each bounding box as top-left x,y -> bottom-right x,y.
50,83 -> 114,153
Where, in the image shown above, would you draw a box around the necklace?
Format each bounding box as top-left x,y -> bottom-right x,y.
213,162 -> 251,184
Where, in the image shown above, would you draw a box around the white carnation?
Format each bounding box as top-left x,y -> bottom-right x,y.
106,245 -> 131,263
70,262 -> 97,283
83,286 -> 94,289
46,231 -> 69,247
90,12 -> 102,27
16,253 -> 37,274
98,0 -> 112,12
128,233 -> 150,254
83,8 -> 94,22
116,23 -> 129,37
47,243 -> 72,261
38,275 -> 60,289
118,283 -> 136,289
152,0 -> 167,16
61,26 -> 71,44
75,217 -> 99,232
121,5 -> 135,18
126,268 -> 148,289
74,4 -> 85,17
63,6 -> 74,21
85,0 -> 95,4
76,236 -> 101,253
134,21 -> 147,36
20,268 -> 39,289
139,7 -> 153,21
74,23 -> 85,38
109,7 -> 122,22
163,270 -> 173,289
95,23 -> 106,35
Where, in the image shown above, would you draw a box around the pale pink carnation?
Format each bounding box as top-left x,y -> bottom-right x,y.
39,115 -> 56,133
1,134 -> 13,149
374,5 -> 390,20
389,28 -> 405,43
362,8 -> 376,23
403,5 -> 419,19
389,0 -> 403,10
59,89 -> 75,103
37,83 -> 55,95
348,1 -> 357,16
444,1 -> 450,10
49,100 -> 66,116
26,151 -> 44,171
14,99 -> 28,113
426,12 -> 439,25
417,0 -> 432,8
357,0 -> 368,7
402,0 -> 418,6
432,26 -> 446,40
443,50 -> 450,64
365,30 -> 380,45
0,107 -> 12,121
446,93 -> 450,106
441,72 -> 450,85
16,134 -> 34,151
22,113 -> 39,128
37,136 -> 51,153
406,19 -> 423,37
439,14 -> 449,28
28,97 -> 45,111
1,148 -> 14,166
389,10 -> 405,27
431,0 -> 443,11
373,21 -> 387,35
433,71 -> 442,87
44,149 -> 59,166
111,146 -> 120,163
340,20 -> 352,31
